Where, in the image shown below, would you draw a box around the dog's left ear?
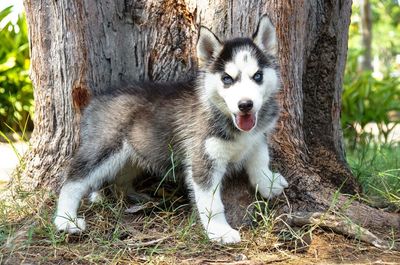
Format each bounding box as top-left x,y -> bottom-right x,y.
252,15 -> 277,55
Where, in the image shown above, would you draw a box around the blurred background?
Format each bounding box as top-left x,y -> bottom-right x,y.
0,0 -> 399,207
344,0 -> 400,145
343,0 -> 399,208
0,0 -> 32,135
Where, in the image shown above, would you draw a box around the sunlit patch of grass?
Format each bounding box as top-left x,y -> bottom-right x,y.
0,119 -> 31,192
346,137 -> 400,210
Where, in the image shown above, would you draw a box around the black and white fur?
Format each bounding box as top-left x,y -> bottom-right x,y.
54,15 -> 288,244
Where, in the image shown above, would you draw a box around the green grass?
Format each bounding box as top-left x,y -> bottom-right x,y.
0,187 -> 284,264
1,126 -> 399,263
346,138 -> 400,210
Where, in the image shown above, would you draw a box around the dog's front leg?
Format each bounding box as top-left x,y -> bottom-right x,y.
246,140 -> 288,199
188,165 -> 241,244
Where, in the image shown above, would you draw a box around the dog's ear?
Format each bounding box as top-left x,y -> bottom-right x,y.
197,26 -> 222,67
252,15 -> 277,55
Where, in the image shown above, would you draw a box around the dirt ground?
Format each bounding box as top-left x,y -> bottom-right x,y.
2,228 -> 400,264
1,198 -> 399,265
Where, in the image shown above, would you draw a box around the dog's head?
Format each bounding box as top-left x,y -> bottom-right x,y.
197,15 -> 279,132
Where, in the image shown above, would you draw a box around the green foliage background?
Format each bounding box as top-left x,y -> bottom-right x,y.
342,0 -> 400,144
0,6 -> 33,133
343,0 -> 400,207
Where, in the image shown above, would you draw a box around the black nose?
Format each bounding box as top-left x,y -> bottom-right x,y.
238,100 -> 253,113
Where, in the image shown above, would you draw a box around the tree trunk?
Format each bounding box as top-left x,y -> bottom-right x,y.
22,0 -> 399,240
360,0 -> 373,72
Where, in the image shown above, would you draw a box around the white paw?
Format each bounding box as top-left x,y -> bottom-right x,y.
88,191 -> 103,203
54,216 -> 86,234
207,226 -> 241,244
258,172 -> 288,199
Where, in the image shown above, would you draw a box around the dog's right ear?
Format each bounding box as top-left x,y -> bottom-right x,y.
252,15 -> 277,56
196,26 -> 222,67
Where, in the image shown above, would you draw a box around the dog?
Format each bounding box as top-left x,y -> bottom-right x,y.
54,14 -> 288,244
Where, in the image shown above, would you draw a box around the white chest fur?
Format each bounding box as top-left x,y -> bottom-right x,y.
204,133 -> 264,164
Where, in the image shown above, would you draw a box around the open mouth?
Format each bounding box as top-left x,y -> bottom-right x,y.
232,112 -> 257,132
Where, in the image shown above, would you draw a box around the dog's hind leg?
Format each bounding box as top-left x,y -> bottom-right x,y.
86,162 -> 143,203
54,141 -> 133,234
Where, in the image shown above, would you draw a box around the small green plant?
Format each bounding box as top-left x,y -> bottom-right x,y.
0,5 -> 33,133
154,144 -> 178,195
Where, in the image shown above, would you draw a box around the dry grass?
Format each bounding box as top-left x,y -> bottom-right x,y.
1,183 -> 399,265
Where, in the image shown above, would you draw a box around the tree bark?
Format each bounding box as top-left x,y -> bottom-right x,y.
269,0 -> 357,204
22,0 -> 399,239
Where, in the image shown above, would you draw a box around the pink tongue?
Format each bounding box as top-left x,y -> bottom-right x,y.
236,113 -> 256,131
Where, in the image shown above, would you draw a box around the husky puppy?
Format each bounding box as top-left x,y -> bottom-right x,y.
54,15 -> 288,244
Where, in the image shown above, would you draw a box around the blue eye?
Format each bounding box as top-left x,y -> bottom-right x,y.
253,71 -> 263,83
222,74 -> 234,85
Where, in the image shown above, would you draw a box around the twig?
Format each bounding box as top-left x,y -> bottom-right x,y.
127,235 -> 170,248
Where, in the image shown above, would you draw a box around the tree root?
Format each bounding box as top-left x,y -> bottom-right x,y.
287,211 -> 397,250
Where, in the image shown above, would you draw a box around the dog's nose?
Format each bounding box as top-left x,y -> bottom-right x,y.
238,100 -> 253,113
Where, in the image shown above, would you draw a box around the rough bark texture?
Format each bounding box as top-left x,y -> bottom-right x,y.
22,0 -> 399,236
269,0 -> 358,201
